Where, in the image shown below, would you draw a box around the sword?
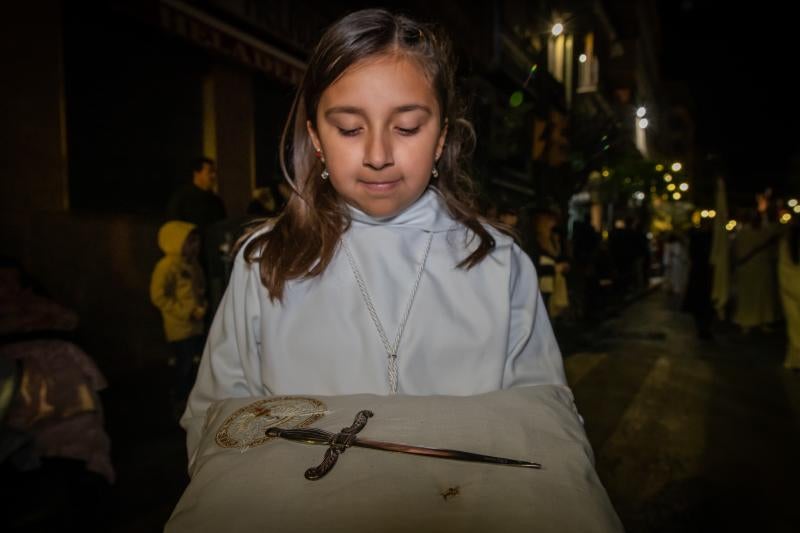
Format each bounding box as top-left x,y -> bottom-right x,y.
265,409 -> 542,480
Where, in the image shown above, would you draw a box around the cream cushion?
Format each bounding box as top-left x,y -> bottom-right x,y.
167,385 -> 622,533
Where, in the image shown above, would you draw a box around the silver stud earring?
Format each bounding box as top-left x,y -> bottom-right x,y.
431,166 -> 439,179
321,168 -> 330,180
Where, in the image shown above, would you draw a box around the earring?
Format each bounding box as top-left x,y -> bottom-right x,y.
431,166 -> 439,179
321,168 -> 330,180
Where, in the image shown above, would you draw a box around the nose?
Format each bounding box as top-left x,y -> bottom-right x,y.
362,130 -> 394,170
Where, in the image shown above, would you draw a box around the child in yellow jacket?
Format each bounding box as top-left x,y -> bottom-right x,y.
150,221 -> 207,407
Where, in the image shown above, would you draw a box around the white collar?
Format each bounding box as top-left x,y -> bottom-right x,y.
346,188 -> 459,233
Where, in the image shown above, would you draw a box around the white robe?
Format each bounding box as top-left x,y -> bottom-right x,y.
181,189 -> 568,464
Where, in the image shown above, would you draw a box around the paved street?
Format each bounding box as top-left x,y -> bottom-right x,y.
565,290 -> 800,533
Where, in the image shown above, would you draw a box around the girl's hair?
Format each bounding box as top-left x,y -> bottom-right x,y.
242,8 -> 502,301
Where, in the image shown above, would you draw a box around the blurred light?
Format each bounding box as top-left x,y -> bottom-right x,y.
726,220 -> 737,231
780,213 -> 792,224
701,210 -> 709,218
579,54 -> 587,63
602,230 -> 609,240
509,91 -> 524,107
636,107 -> 647,118
552,23 -> 564,36
646,232 -> 653,240
709,210 -> 717,218
673,192 -> 682,200
789,198 -> 798,207
634,191 -> 646,201
655,164 -> 664,172
794,205 -> 800,213
638,118 -> 649,129
679,182 -> 689,191
667,183 -> 676,191
602,169 -> 610,177
671,162 -> 682,172
664,174 -> 673,182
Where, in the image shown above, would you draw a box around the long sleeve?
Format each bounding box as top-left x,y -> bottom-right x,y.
502,244 -> 567,388
180,246 -> 267,469
150,260 -> 196,321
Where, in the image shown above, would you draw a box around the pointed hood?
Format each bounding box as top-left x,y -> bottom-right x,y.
158,221 -> 197,255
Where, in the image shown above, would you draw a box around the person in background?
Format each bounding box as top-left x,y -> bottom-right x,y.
779,217 -> 800,370
149,221 -> 207,417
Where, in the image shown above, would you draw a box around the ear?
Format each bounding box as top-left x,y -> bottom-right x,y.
435,119 -> 449,160
306,120 -> 322,153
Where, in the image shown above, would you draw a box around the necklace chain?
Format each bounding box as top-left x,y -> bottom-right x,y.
342,233 -> 434,394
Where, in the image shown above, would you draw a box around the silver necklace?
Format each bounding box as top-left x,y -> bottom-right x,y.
342,233 -> 434,394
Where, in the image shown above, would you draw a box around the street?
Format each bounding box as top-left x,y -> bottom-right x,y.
565,290 -> 799,532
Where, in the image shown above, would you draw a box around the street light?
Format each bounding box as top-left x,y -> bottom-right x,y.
579,54 -> 587,63
671,162 -> 682,172
638,118 -> 649,129
551,23 -> 564,36
636,106 -> 647,118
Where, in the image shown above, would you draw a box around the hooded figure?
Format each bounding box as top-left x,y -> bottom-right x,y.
150,221 -> 207,343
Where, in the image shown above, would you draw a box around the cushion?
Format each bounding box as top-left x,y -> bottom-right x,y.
166,385 -> 622,532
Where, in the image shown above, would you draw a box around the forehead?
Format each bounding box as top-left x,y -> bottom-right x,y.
319,55 -> 439,116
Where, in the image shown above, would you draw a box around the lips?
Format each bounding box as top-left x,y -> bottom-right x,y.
359,178 -> 402,192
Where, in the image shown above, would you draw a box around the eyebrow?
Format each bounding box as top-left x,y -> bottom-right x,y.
324,104 -> 433,118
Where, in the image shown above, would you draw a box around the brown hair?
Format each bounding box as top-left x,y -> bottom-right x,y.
242,8 -> 505,301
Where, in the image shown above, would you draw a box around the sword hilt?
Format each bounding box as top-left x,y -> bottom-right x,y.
266,410 -> 374,480
266,427 -> 334,445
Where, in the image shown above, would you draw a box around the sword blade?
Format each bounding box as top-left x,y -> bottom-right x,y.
352,437 -> 541,469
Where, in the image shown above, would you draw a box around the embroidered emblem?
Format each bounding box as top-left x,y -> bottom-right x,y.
215,396 -> 327,449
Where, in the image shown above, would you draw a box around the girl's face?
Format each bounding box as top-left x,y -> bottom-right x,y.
308,54 -> 447,218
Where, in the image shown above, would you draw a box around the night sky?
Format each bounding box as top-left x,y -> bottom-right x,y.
657,0 -> 796,199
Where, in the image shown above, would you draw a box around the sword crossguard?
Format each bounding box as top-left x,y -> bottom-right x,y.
267,410 -> 374,480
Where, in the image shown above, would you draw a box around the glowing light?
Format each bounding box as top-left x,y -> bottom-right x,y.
664,174 -> 673,182
679,183 -> 689,192
638,118 -> 649,129
602,169 -> 610,177
636,107 -> 647,118
789,198 -> 798,207
655,164 -> 664,172
509,91 -> 524,107
726,220 -> 738,231
673,192 -> 682,200
579,54 -> 587,63
708,210 -> 717,218
551,23 -> 564,36
794,205 -> 800,213
671,162 -> 682,172
667,183 -> 676,191
780,213 -> 792,224
701,210 -> 709,218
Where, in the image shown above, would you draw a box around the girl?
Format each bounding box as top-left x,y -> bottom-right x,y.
182,9 -> 568,461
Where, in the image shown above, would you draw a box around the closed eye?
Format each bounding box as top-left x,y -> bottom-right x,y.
337,127 -> 362,137
396,126 -> 420,136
